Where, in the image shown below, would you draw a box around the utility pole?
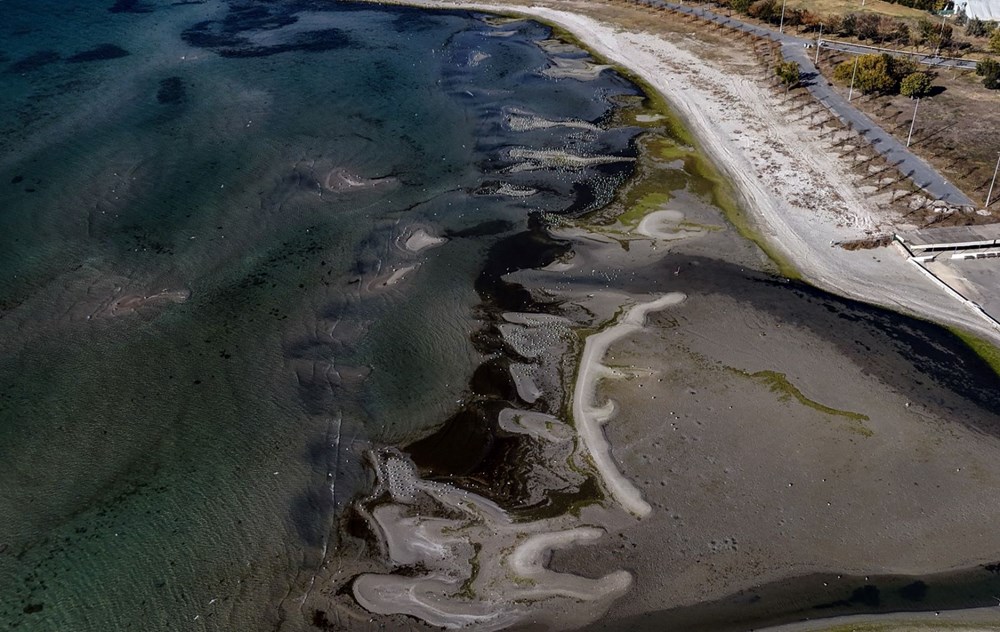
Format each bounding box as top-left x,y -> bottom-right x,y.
848,56 -> 860,101
987,152 -> 1000,209
779,0 -> 787,33
906,98 -> 919,147
815,22 -> 823,64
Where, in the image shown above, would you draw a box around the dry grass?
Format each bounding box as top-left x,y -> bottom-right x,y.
783,0 -> 927,20
817,47 -> 1000,210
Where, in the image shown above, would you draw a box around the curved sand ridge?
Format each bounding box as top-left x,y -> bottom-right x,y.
507,147 -> 634,172
634,209 -> 705,241
403,227 -> 447,253
323,167 -> 397,192
573,293 -> 687,518
504,107 -> 601,132
352,451 -> 632,630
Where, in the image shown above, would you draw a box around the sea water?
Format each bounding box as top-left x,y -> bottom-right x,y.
4,1 -> 1000,631
0,1 -> 640,629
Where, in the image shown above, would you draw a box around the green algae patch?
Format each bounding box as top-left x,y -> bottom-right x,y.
458,542 -> 483,599
617,191 -> 672,227
730,367 -> 871,433
513,475 -> 605,522
949,327 -> 1000,379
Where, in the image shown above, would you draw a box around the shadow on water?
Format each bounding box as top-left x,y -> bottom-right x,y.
404,211 -> 574,507
633,255 -> 1000,434
473,213 -> 571,313
584,565 -> 1000,631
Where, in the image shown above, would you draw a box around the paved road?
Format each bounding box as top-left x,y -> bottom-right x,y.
817,40 -> 978,70
630,0 -> 974,205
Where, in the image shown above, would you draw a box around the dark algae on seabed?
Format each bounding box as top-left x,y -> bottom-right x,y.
0,0 -> 645,629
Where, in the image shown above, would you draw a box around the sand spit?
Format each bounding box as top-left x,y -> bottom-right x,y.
509,362 -> 542,402
505,107 -> 601,132
507,147 -> 634,172
634,209 -> 705,241
573,292 -> 686,518
76,287 -> 190,320
495,182 -> 537,197
363,263 -> 419,293
541,55 -> 612,80
468,50 -> 491,66
402,228 -> 447,253
352,450 -> 631,630
323,167 -> 397,192
498,408 -> 574,442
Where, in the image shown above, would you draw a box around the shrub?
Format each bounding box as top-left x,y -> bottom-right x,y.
900,72 -> 932,97
776,60 -> 800,89
833,53 -> 916,95
991,29 -> 1000,54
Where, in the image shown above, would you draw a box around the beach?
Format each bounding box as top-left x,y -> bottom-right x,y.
340,1 -> 1000,630
405,0 -> 1000,347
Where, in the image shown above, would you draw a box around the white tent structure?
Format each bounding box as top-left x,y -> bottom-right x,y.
960,0 -> 1000,21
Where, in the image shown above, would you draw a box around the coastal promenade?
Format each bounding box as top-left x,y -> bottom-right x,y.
632,0 -> 975,206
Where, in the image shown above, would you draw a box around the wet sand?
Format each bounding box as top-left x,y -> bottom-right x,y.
327,2 -> 1000,630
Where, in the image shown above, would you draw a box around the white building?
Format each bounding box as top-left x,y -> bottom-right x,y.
961,0 -> 1000,21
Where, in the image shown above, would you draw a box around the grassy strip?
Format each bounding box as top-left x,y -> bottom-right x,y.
949,327 -> 1000,378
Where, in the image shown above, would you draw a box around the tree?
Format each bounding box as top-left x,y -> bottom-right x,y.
840,13 -> 858,37
914,17 -> 935,47
966,18 -> 989,38
928,23 -> 954,52
833,54 -> 898,95
878,15 -> 909,45
748,0 -> 779,23
775,60 -> 801,92
990,29 -> 1000,54
731,0 -> 751,13
976,58 -> 1000,90
900,72 -> 933,97
856,13 -> 881,41
890,56 -> 918,79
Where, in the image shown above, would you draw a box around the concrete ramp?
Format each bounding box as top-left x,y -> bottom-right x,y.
896,224 -> 1000,254
963,0 -> 1000,21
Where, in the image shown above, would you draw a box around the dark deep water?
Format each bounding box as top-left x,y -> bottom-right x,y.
2,0 -> 1000,631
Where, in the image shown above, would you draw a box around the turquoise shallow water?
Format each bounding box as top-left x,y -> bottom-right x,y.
0,1 -> 641,628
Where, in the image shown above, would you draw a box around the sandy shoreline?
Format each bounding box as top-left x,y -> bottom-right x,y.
335,2 -> 1000,631
387,0 -> 1000,348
